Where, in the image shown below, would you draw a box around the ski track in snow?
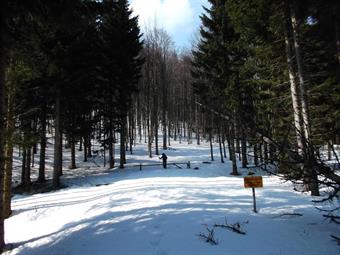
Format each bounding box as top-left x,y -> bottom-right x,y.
5,139 -> 340,255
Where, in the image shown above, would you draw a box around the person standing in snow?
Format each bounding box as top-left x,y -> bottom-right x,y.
159,153 -> 167,168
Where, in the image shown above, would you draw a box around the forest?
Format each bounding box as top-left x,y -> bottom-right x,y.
0,0 -> 339,253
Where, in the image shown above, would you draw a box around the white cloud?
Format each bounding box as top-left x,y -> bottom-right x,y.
130,0 -> 194,34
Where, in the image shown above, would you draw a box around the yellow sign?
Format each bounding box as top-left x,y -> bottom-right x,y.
244,176 -> 263,188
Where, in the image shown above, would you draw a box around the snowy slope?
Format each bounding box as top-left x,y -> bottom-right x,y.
5,140 -> 340,255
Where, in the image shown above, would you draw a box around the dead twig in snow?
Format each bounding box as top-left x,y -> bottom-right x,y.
213,217 -> 247,235
330,235 -> 340,245
272,213 -> 303,218
197,227 -> 219,245
323,214 -> 340,224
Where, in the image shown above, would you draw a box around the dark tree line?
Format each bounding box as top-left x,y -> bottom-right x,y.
192,0 -> 339,200
134,26 -> 198,159
0,0 -> 143,250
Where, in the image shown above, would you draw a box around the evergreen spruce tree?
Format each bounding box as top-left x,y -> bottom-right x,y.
192,0 -> 240,175
99,0 -> 143,169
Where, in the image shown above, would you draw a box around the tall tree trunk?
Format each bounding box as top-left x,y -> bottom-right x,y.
235,117 -> 241,161
24,147 -> 31,192
196,101 -> 200,145
218,130 -> 224,163
70,136 -> 76,169
168,121 -> 171,146
129,112 -> 134,154
283,3 -> 304,153
147,116 -> 152,158
327,143 -> 332,161
222,133 -> 227,158
3,137 -> 12,219
58,127 -> 63,177
229,122 -> 239,175
288,0 -> 319,196
269,143 -> 275,164
3,76 -> 14,218
112,132 -> 116,166
153,92 -> 159,155
254,144 -> 259,166
87,135 -> 92,158
109,118 -> 115,168
21,146 -> 26,185
31,142 -> 36,167
162,115 -> 167,150
334,4 -> 340,64
209,129 -> 214,161
53,87 -> 62,188
162,60 -> 167,150
83,137 -> 87,162
226,132 -> 232,160
289,0 -> 310,142
38,105 -> 47,183
0,0 -> 7,249
174,118 -> 177,141
241,128 -> 248,168
120,117 -> 126,168
154,121 -> 159,155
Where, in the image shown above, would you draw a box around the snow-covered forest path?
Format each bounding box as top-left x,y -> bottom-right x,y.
5,141 -> 340,255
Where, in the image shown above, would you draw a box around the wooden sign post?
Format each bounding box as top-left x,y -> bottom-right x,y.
244,176 -> 263,213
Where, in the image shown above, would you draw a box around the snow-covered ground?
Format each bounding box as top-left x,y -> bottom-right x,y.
5,139 -> 340,255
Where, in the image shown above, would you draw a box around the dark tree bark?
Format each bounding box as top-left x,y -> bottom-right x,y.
21,146 -> 26,184
147,117 -> 152,158
38,105 -> 47,182
161,59 -> 167,150
154,93 -> 159,156
287,0 -> 319,196
168,120 -> 171,146
226,131 -> 232,160
222,132 -> 227,158
24,147 -> 31,192
119,117 -> 126,168
70,136 -> 76,169
241,128 -> 248,168
334,3 -> 340,65
283,5 -> 304,153
209,129 -> 214,161
254,144 -> 259,166
86,135 -> 92,158
230,121 -> 239,175
129,112 -> 134,154
53,87 -> 62,188
218,131 -> 224,163
196,102 -> 200,146
83,137 -> 87,162
108,118 -> 115,168
4,81 -> 14,218
0,0 -> 7,249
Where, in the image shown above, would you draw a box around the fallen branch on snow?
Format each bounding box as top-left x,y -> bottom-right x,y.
197,227 -> 219,245
323,214 -> 340,224
330,235 -> 340,245
272,213 -> 303,218
213,217 -> 247,235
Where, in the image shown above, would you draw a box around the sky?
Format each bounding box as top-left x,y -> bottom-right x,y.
129,0 -> 209,50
